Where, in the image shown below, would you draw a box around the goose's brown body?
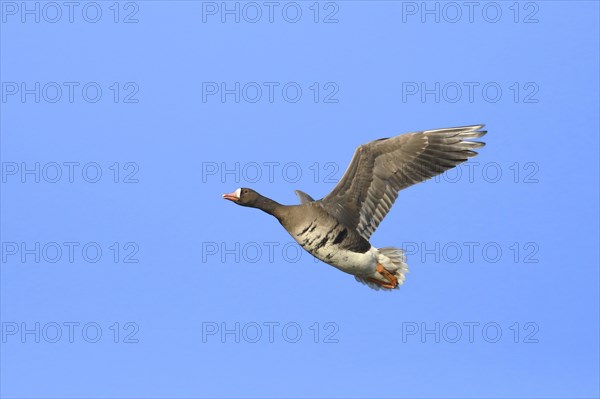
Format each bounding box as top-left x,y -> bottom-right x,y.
278,203 -> 376,275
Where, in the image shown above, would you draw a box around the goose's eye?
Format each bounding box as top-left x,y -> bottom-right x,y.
242,189 -> 248,194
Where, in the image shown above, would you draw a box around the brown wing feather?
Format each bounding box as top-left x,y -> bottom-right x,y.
319,125 -> 487,239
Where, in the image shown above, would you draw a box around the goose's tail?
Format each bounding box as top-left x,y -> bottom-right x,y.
355,247 -> 409,291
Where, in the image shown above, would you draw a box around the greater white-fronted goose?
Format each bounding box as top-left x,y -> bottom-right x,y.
223,124 -> 487,290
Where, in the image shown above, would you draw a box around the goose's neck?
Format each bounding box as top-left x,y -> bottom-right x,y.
254,195 -> 283,218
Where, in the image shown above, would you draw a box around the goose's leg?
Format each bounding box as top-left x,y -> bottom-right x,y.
376,264 -> 398,287
366,277 -> 396,289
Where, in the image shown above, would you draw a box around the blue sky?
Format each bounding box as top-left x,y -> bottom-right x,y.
1,1 -> 599,398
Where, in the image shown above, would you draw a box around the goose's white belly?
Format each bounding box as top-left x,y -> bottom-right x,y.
303,241 -> 379,276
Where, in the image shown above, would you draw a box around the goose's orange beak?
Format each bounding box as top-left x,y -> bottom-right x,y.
222,192 -> 239,202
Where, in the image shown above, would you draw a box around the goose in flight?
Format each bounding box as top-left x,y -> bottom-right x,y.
223,125 -> 486,290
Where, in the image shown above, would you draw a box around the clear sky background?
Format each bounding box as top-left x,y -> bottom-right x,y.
1,1 -> 599,398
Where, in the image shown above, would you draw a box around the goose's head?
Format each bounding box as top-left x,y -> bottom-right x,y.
222,187 -> 260,207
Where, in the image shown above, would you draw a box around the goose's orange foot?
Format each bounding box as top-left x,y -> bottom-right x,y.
366,277 -> 396,289
375,263 -> 398,288
367,263 -> 398,289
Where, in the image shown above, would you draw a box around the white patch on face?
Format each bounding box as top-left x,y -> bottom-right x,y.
234,188 -> 242,198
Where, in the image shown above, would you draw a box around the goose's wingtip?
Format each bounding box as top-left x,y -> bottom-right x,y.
466,124 -> 486,131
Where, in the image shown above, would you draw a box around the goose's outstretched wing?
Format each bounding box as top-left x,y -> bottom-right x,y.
319,125 -> 487,240
295,190 -> 315,204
